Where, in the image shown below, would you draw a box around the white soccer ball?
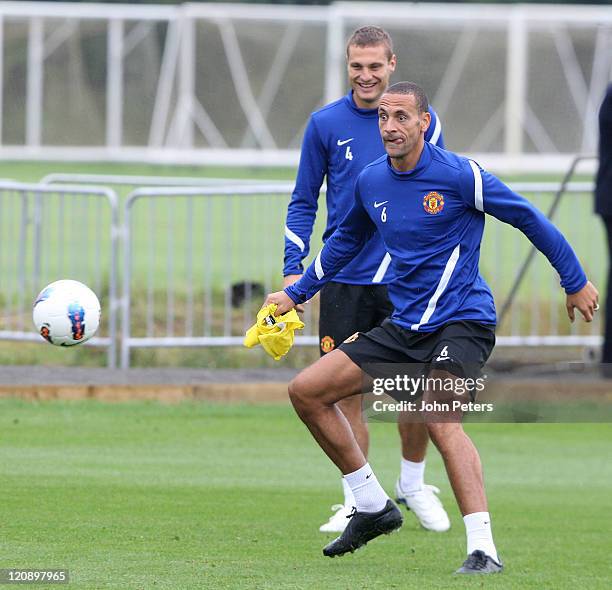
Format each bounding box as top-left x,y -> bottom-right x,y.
32,280 -> 101,346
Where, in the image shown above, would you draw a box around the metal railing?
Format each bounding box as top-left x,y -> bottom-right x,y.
120,183 -> 320,368
0,2 -> 610,172
0,181 -> 120,367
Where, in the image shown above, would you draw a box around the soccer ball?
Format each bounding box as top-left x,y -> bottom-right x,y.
32,280 -> 101,346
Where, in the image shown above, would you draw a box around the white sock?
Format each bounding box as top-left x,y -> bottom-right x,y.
399,458 -> 425,492
344,463 -> 389,513
341,476 -> 355,508
463,512 -> 499,563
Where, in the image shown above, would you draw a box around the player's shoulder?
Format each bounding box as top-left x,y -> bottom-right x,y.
308,96 -> 353,142
428,144 -> 480,193
311,96 -> 349,121
429,144 -> 474,174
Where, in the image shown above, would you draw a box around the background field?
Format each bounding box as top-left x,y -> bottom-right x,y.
1,399 -> 611,589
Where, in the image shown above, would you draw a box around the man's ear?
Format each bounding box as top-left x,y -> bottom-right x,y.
421,112 -> 431,133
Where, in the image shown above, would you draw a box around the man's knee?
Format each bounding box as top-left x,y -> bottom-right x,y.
288,371 -> 328,419
288,373 -> 310,411
288,350 -> 363,414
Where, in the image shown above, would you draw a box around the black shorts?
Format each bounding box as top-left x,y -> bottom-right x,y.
319,282 -> 394,355
339,319 -> 496,400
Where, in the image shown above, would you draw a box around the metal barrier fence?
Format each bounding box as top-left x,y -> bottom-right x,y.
121,183 -> 321,368
0,181 -> 120,367
120,181 -> 603,368
0,178 -> 602,368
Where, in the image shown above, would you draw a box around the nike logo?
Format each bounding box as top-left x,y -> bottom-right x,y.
337,138 -> 354,146
365,472 -> 373,479
435,356 -> 451,362
373,201 -> 388,208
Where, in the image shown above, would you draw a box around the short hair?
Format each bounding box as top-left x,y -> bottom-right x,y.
385,82 -> 429,114
346,26 -> 394,61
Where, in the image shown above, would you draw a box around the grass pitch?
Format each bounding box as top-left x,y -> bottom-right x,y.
1,399 -> 610,589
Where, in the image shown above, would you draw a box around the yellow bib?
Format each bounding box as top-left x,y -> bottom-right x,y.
244,304 -> 305,360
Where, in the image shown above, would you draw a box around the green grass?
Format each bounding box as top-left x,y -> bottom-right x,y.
0,161 -> 297,184
1,399 -> 611,589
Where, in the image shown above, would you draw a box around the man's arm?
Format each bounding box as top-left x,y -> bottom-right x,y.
267,183 -> 376,315
461,161 -> 598,321
284,117 -> 328,280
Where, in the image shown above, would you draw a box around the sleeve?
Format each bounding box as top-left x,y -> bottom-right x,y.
459,160 -> 587,294
285,180 -> 377,304
283,116 -> 327,276
425,105 -> 445,149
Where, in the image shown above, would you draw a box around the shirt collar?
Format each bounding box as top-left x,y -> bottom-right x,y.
344,90 -> 379,118
386,141 -> 433,179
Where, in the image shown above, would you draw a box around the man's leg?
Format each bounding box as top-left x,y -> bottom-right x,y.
318,396 -> 368,532
395,420 -> 451,531
422,369 -> 502,573
288,349 -> 369,473
338,396 -> 369,455
398,421 -> 428,463
318,282 -> 371,532
397,421 -> 428,491
425,421 -> 487,516
288,349 -> 403,556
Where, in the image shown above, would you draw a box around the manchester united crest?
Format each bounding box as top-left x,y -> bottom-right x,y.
320,335 -> 335,353
423,191 -> 445,215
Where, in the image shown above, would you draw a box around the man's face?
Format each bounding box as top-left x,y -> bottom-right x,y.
347,44 -> 396,108
378,93 -> 431,163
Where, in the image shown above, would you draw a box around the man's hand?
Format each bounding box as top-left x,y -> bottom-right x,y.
283,274 -> 304,313
264,290 -> 298,316
566,281 -> 599,322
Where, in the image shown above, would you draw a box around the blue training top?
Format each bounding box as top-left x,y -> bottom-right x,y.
286,142 -> 587,332
283,90 -> 444,284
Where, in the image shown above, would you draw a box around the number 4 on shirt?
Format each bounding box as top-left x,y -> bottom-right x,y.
345,146 -> 353,161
